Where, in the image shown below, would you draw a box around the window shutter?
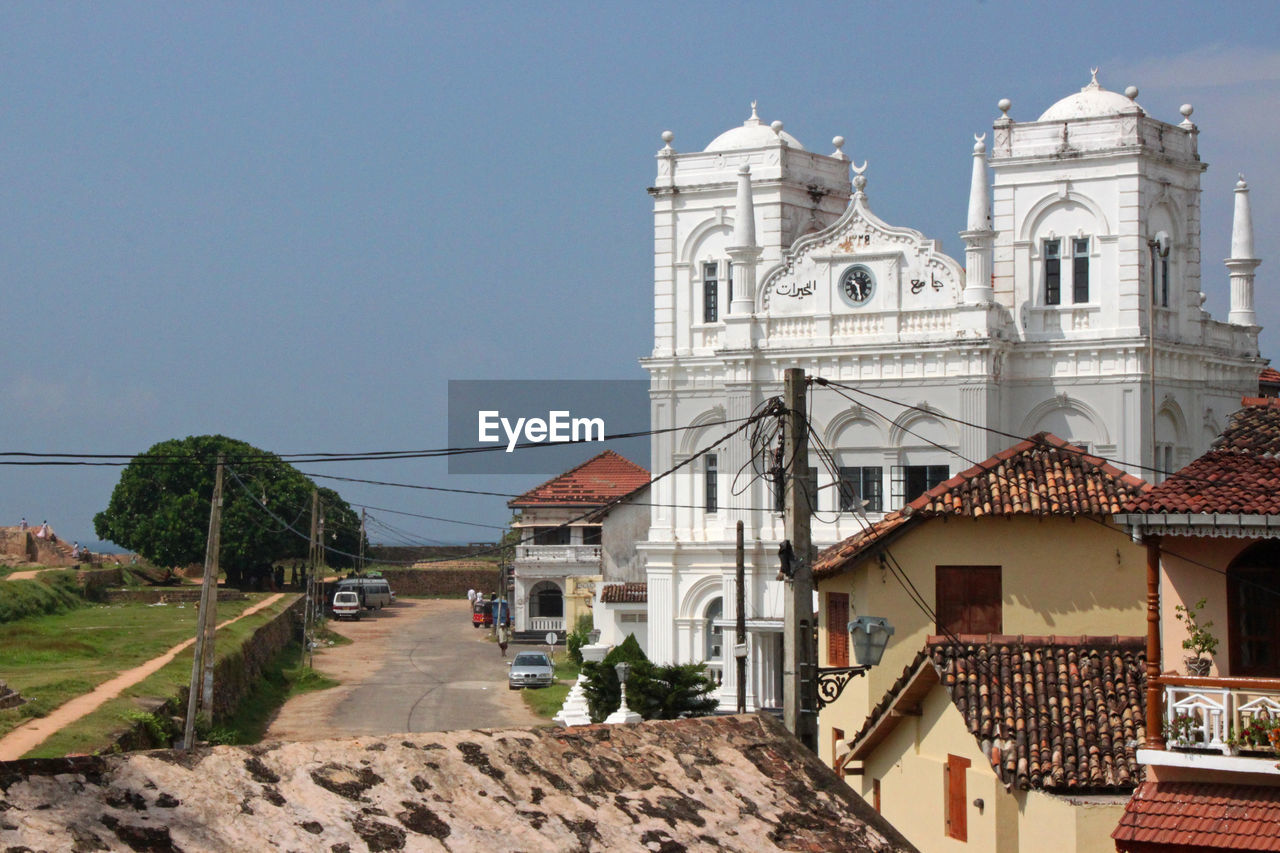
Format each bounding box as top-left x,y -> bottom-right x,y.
827,593 -> 849,667
945,754 -> 970,841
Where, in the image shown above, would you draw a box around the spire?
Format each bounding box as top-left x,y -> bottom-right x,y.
731,164 -> 757,249
960,135 -> 994,305
1227,174 -> 1262,327
726,164 -> 762,319
1231,174 -> 1256,260
966,134 -> 991,231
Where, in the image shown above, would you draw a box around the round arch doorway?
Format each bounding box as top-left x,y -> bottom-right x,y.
528,580 -> 564,632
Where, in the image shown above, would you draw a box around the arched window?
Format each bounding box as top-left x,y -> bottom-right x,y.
704,597 -> 723,662
529,581 -> 564,619
1228,542 -> 1280,677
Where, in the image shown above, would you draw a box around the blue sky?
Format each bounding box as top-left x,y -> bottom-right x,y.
2,2 -> 1277,550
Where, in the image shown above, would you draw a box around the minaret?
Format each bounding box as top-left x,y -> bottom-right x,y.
1227,174 -> 1261,326
960,134 -> 994,305
727,164 -> 762,316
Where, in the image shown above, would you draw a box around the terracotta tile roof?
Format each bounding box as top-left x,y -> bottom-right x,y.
509,450 -> 650,508
1259,366 -> 1280,395
599,581 -> 647,603
849,635 -> 1147,793
1114,781 -> 1280,850
815,433 -> 1148,579
1126,401 -> 1280,515
0,715 -> 917,852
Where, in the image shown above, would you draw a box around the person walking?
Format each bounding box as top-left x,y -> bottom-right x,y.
497,620 -> 511,658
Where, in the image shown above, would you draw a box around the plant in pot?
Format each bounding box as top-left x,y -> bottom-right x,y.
1163,713 -> 1200,748
1174,598 -> 1218,676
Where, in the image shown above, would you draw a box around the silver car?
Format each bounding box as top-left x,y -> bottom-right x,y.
507,651 -> 555,690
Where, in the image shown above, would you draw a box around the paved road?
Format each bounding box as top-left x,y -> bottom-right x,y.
265,598 -> 544,741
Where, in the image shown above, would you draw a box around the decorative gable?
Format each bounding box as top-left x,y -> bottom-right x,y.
760,186 -> 964,320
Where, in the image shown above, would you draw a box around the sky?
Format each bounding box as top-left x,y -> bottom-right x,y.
2,2 -> 1278,552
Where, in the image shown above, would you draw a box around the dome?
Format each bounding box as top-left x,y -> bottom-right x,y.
1038,71 -> 1142,121
705,103 -> 805,152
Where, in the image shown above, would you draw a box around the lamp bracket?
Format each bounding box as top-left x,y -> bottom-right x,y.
816,665 -> 869,709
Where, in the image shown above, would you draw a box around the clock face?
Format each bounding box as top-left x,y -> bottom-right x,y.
839,265 -> 875,306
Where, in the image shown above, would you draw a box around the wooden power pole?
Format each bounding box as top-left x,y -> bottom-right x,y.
735,519 -> 746,714
306,489 -> 320,668
183,456 -> 223,749
782,368 -> 818,751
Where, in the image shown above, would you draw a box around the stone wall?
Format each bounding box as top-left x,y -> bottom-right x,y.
372,567 -> 500,597
0,529 -> 35,562
76,567 -> 122,595
110,595 -> 304,752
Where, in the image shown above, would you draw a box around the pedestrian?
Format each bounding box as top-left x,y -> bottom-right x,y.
274,564 -> 285,589
467,588 -> 476,605
71,542 -> 80,560
497,620 -> 511,658
290,563 -> 299,588
36,521 -> 48,539
18,517 -> 27,530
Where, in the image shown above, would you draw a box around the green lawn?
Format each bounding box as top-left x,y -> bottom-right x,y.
0,594 -> 287,749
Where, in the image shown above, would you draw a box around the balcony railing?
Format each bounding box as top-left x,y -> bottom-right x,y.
1164,677 -> 1280,755
529,616 -> 564,633
515,545 -> 602,564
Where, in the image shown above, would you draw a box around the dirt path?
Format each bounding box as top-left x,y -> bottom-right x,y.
0,593 -> 289,760
4,567 -> 64,581
266,598 -> 543,742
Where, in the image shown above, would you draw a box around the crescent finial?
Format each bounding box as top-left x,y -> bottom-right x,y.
852,161 -> 868,175
974,133 -> 986,144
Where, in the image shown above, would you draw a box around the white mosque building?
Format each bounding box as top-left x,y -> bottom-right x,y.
633,73 -> 1265,710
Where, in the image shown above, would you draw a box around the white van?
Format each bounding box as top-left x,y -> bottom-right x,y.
332,590 -> 362,621
337,578 -> 393,610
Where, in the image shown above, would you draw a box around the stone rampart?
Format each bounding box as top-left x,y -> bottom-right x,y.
373,566 -> 500,597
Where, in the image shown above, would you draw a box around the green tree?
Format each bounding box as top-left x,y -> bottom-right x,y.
93,435 -> 361,585
579,635 -> 718,723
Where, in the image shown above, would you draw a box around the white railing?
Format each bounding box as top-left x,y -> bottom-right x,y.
1166,682 -> 1280,755
515,545 -> 601,564
900,310 -> 953,335
529,616 -> 564,632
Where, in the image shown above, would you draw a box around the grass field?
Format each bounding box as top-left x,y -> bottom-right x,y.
0,594 -> 292,754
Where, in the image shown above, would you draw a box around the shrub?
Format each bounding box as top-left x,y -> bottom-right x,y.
580,635 -> 719,723
0,574 -> 86,624
566,613 -> 594,665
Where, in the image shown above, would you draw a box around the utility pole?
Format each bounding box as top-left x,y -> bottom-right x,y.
306,489 -> 320,668
782,368 -> 818,751
735,519 -> 746,714
358,508 -> 367,572
183,456 -> 223,749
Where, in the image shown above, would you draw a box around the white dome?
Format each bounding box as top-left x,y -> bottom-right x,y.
705,104 -> 805,152
1038,72 -> 1142,121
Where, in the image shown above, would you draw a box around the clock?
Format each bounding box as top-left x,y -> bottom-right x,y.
839,265 -> 875,307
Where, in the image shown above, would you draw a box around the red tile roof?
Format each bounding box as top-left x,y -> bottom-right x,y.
850,635 -> 1147,793
1114,781 -> 1280,851
599,582 -> 647,603
815,433 -> 1149,579
1126,400 -> 1280,515
1259,366 -> 1280,395
509,450 -> 649,508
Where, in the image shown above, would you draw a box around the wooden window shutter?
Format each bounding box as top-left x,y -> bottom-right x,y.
827,592 -> 849,667
936,566 -> 1002,635
944,754 -> 970,841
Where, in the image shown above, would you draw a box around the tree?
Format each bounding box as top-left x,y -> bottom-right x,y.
93,435 -> 362,586
579,634 -> 719,723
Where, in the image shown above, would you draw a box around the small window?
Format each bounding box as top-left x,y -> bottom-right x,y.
727,262 -> 734,306
945,754 -> 971,841
839,466 -> 883,513
891,465 -> 949,508
827,592 -> 849,667
1161,255 -> 1170,308
936,565 -> 1002,635
703,262 -> 719,323
1072,238 -> 1090,303
1044,239 -> 1061,305
705,454 -> 719,514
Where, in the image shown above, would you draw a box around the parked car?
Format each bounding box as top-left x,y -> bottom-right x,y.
336,578 -> 393,610
507,651 -> 555,690
332,590 -> 362,621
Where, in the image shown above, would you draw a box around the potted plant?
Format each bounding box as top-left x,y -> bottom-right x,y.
1164,713 -> 1200,748
1174,598 -> 1219,676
